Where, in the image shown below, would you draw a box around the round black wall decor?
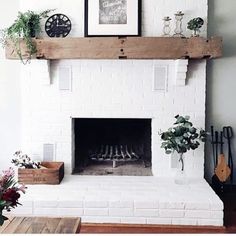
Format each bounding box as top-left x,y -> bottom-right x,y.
45,14 -> 72,37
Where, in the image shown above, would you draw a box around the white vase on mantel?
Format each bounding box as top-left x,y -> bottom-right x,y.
175,153 -> 188,185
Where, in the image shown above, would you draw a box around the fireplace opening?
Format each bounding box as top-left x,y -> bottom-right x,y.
73,118 -> 152,176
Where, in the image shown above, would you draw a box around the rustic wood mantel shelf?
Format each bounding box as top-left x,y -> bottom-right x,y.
5,36 -> 222,60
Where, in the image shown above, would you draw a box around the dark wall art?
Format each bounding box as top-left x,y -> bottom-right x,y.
85,0 -> 141,36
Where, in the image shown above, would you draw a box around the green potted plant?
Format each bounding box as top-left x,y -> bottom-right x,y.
160,115 -> 206,184
187,17 -> 204,37
0,9 -> 53,64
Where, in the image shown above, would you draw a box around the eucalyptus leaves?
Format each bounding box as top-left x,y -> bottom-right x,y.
160,115 -> 207,155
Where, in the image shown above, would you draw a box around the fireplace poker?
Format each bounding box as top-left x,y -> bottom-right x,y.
220,131 -> 224,155
215,131 -> 219,167
211,128 -> 221,189
210,126 -> 216,168
223,126 -> 234,184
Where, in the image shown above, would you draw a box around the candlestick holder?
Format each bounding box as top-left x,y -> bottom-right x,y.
173,11 -> 185,37
162,16 -> 172,37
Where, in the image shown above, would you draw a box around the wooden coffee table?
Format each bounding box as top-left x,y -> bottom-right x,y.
0,217 -> 81,234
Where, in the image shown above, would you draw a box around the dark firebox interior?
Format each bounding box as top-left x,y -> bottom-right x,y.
73,118 -> 152,176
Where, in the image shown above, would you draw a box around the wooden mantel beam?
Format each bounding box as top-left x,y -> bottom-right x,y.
5,36 -> 222,60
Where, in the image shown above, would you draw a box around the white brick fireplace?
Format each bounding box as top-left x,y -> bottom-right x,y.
21,59 -> 205,178
14,0 -> 224,226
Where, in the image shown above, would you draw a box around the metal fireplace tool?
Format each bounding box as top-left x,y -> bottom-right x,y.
210,125 -> 234,192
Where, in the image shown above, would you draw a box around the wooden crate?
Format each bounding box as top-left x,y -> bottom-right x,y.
18,162 -> 64,185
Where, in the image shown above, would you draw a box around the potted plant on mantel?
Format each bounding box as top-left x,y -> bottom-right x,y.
0,9 -> 53,64
187,17 -> 204,37
160,115 -> 207,184
12,151 -> 64,185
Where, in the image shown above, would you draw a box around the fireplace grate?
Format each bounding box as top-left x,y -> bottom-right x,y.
89,144 -> 146,168
89,145 -> 140,161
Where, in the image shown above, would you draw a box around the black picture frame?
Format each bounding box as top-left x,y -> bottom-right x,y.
84,0 -> 142,37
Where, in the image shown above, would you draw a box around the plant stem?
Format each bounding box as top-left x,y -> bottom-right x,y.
179,153 -> 184,171
0,208 -> 4,226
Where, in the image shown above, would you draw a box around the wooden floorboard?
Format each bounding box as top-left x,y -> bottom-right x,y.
80,223 -> 226,234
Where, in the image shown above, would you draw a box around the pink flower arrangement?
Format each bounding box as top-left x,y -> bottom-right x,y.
0,167 -> 27,226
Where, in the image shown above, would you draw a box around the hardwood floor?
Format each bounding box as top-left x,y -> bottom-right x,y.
80,223 -> 226,234
80,187 -> 236,234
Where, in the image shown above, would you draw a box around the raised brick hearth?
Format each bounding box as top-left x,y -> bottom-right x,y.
11,176 -> 223,226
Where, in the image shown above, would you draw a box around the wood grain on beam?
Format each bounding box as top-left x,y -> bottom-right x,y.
5,37 -> 222,60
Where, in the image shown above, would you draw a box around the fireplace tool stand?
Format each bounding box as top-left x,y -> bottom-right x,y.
210,126 -> 234,194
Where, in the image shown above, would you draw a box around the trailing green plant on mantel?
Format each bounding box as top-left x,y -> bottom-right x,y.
0,9 -> 53,64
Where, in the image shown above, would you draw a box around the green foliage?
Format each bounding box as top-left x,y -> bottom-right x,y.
160,115 -> 207,155
0,9 -> 54,64
187,17 -> 204,31
0,214 -> 8,226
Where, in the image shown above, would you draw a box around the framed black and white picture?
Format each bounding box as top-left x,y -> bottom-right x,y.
84,0 -> 141,37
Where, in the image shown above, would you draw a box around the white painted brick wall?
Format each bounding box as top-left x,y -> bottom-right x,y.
134,209 -> 159,217
147,218 -> 172,225
84,201 -> 108,208
109,201 -> 133,208
134,201 -> 158,209
58,200 -> 83,208
20,59 -> 207,177
84,208 -> 109,216
159,209 -> 185,218
19,0 -> 208,178
109,208 -> 134,217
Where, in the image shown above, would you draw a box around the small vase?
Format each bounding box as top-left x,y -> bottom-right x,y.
191,29 -> 200,37
175,153 -> 188,184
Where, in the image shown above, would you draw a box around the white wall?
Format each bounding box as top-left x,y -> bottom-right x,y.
0,2 -> 21,171
205,0 -> 236,183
